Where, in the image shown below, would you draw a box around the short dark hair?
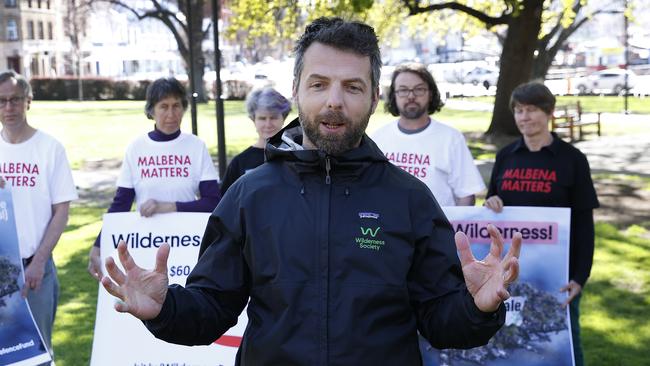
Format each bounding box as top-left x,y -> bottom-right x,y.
385,63 -> 444,117
246,87 -> 291,120
293,17 -> 381,92
0,70 -> 33,98
510,81 -> 556,115
144,77 -> 189,120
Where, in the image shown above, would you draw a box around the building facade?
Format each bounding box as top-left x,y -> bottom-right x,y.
0,0 -> 67,77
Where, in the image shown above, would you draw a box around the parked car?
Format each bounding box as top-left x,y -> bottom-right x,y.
574,69 -> 637,95
465,67 -> 499,89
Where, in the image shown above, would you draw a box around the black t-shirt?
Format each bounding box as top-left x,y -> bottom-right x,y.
220,146 -> 265,195
487,133 -> 599,286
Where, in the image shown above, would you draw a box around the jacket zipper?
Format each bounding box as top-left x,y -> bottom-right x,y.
325,156 -> 331,185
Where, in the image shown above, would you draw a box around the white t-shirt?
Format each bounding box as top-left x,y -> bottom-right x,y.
117,133 -> 218,209
371,118 -> 485,206
0,130 -> 78,258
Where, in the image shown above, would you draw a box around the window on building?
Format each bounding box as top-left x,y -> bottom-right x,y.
38,21 -> 44,39
37,0 -> 42,8
48,22 -> 53,40
27,21 -> 35,40
7,19 -> 19,41
4,0 -> 17,8
28,0 -> 32,7
47,0 -> 50,9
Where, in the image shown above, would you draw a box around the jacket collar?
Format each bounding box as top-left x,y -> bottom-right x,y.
265,118 -> 387,178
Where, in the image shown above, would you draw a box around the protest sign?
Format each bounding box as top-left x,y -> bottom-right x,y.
419,206 -> 574,366
0,188 -> 52,366
91,212 -> 247,366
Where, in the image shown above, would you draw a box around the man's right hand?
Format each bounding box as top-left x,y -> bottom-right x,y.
101,241 -> 170,320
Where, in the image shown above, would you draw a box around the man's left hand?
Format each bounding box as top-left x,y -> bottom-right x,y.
21,259 -> 46,297
455,224 -> 522,313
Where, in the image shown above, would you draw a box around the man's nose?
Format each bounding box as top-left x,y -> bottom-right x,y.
326,85 -> 344,110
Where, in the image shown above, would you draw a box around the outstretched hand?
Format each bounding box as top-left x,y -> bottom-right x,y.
101,241 -> 170,320
455,224 -> 521,313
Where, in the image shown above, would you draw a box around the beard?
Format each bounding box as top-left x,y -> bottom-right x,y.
299,107 -> 371,156
399,102 -> 427,120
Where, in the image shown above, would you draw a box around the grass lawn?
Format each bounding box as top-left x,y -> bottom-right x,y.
24,99 -> 649,365
465,95 -> 650,114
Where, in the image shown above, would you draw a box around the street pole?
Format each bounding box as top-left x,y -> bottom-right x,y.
623,0 -> 630,114
212,0 -> 227,179
186,0 -> 198,135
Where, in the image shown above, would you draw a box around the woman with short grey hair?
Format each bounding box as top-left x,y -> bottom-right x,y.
88,77 -> 221,280
220,88 -> 291,194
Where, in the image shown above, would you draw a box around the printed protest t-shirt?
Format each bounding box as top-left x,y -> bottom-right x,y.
117,133 -> 218,210
0,131 -> 78,258
371,119 -> 485,206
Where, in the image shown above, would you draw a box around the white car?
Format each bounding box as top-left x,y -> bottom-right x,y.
465,67 -> 499,89
574,69 -> 636,95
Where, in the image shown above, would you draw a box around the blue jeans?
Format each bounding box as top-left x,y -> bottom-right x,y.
26,256 -> 59,361
570,292 -> 583,366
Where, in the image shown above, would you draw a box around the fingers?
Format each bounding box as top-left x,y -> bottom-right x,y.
105,256 -> 126,286
114,299 -> 130,313
561,290 -> 577,308
502,257 -> 519,285
117,240 -> 139,272
454,231 -> 476,267
88,246 -> 103,281
487,224 -> 505,258
21,284 -> 29,298
139,200 -> 157,217
504,232 -> 522,262
154,243 -> 171,275
101,275 -> 124,301
484,196 -> 503,213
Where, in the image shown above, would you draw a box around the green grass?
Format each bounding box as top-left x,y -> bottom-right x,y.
32,99 -> 649,365
582,223 -> 650,366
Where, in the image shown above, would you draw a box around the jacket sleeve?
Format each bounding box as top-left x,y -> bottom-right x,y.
407,188 -> 505,349
143,192 -> 249,345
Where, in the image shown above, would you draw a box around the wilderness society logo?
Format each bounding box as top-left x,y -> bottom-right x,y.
355,226 -> 385,251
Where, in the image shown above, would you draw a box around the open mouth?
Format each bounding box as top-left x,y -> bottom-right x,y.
321,122 -> 345,131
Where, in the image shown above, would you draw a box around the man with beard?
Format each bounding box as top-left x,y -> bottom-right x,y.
372,63 -> 485,206
100,18 -> 521,365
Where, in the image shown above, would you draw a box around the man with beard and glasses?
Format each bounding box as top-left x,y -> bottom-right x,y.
372,63 -> 485,207
100,17 -> 522,365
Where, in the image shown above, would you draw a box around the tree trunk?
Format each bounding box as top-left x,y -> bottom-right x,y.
486,0 -> 544,141
532,49 -> 555,80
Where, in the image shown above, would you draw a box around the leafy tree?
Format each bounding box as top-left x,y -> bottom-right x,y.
100,0 -> 210,101
225,0 -> 630,138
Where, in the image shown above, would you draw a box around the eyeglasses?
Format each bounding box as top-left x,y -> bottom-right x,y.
0,96 -> 25,108
395,87 -> 428,98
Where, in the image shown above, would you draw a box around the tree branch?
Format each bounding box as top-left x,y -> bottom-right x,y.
401,0 -> 510,28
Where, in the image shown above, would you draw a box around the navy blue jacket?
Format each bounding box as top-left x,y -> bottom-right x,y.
145,119 -> 505,365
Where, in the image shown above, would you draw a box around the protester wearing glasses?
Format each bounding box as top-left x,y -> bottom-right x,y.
372,63 -> 485,207
0,70 -> 78,362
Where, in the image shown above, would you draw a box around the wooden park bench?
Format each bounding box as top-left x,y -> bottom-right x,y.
550,101 -> 601,142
